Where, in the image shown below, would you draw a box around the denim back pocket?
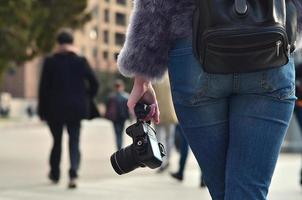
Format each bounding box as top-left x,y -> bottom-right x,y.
260,58 -> 296,100
168,46 -> 209,106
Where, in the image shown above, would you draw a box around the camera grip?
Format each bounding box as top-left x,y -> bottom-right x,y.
134,102 -> 156,122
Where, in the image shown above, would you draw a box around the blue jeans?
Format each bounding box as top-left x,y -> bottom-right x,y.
113,120 -> 126,150
175,124 -> 204,182
174,124 -> 189,176
168,38 -> 296,200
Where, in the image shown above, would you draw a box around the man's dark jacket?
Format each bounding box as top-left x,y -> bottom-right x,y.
38,52 -> 99,122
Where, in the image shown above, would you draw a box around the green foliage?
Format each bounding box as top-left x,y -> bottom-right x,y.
0,0 -> 90,73
94,71 -> 133,103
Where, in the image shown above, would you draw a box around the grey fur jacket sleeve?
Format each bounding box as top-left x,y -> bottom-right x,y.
117,0 -> 195,81
117,0 -> 302,81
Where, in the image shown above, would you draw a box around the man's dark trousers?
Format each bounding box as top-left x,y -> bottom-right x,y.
48,121 -> 81,180
113,120 -> 126,150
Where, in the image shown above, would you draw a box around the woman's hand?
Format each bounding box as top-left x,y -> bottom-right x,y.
127,75 -> 160,124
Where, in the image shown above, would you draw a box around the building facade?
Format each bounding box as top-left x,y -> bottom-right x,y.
74,0 -> 132,71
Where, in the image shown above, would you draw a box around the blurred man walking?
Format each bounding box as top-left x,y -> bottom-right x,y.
105,79 -> 129,150
294,49 -> 302,186
38,30 -> 99,189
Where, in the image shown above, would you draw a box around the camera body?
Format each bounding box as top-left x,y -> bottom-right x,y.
127,121 -> 164,168
110,103 -> 166,175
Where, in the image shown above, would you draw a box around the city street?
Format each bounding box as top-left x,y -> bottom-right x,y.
0,119 -> 301,200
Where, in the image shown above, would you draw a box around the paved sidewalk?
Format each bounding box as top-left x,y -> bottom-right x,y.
0,119 -> 301,200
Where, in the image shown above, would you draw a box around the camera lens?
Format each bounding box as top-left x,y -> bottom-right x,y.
110,145 -> 141,175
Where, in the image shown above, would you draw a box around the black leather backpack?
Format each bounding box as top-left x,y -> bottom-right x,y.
193,0 -> 298,74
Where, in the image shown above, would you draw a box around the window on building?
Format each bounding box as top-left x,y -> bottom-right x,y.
93,47 -> 98,58
103,51 -> 109,60
115,33 -> 125,46
104,30 -> 109,44
104,9 -> 110,23
116,0 -> 126,6
115,13 -> 126,26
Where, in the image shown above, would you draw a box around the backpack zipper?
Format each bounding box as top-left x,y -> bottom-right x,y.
276,40 -> 282,56
207,40 -> 283,54
202,26 -> 289,48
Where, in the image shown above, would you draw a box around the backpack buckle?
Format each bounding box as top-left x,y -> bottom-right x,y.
235,0 -> 248,15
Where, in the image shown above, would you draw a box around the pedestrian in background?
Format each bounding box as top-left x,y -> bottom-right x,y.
0,92 -> 11,118
294,48 -> 302,186
171,124 -> 206,188
105,79 -> 129,150
153,73 -> 177,172
117,0 -> 302,199
38,30 -> 99,189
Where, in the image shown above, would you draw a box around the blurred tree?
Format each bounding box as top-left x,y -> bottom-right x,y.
0,0 -> 90,78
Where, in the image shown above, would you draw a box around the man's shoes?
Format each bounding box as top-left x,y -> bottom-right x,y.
170,172 -> 183,181
68,178 -> 77,189
300,170 -> 302,186
48,173 -> 59,184
200,179 -> 206,188
156,163 -> 169,173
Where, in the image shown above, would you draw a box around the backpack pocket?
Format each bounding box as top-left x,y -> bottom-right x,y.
200,27 -> 290,74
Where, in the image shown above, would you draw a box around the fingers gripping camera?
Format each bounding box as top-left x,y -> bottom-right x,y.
110,103 -> 166,175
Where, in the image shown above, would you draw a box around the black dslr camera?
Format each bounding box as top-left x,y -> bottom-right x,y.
110,103 -> 166,175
